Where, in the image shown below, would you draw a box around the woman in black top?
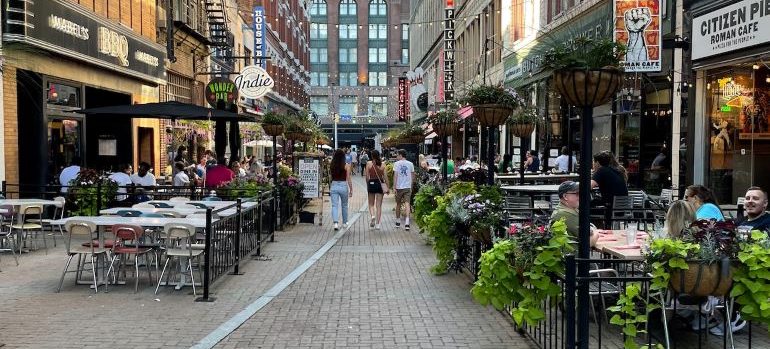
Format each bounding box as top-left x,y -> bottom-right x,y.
365,150 -> 390,230
525,150 -> 540,172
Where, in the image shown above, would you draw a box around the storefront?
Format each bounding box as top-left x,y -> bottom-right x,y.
2,0 -> 165,186
690,0 -> 770,204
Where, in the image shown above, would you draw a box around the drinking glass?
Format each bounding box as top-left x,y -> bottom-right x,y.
626,224 -> 638,245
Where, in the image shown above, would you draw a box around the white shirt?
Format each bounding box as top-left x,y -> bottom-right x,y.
108,172 -> 132,201
350,151 -> 358,163
131,172 -> 157,187
554,155 -> 577,173
393,159 -> 415,190
59,165 -> 80,193
173,171 -> 190,187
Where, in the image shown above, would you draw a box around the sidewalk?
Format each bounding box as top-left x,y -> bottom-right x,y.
0,177 -> 530,348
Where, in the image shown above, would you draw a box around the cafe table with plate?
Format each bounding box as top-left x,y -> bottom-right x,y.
592,228 -> 652,261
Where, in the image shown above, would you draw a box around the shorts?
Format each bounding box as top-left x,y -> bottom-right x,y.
395,188 -> 412,205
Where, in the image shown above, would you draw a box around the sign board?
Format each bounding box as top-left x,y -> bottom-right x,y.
398,77 -> 410,122
205,77 -> 239,108
614,0 -> 662,72
253,6 -> 266,68
443,2 -> 456,101
298,157 -> 320,198
2,0 -> 165,83
235,65 -> 274,99
692,0 -> 770,60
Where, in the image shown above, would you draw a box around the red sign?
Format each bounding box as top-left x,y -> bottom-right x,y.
446,0 -> 454,8
398,77 -> 410,122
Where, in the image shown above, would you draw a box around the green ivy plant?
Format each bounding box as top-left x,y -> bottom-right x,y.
647,238 -> 700,293
608,283 -> 662,349
426,181 -> 477,275
471,219 -> 573,326
732,230 -> 770,331
413,184 -> 441,231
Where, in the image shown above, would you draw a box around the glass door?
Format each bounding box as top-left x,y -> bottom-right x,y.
48,117 -> 83,184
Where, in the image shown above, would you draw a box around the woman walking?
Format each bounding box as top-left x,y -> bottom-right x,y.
365,150 -> 390,230
330,149 -> 353,230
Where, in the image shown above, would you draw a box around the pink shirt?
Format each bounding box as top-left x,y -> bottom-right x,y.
206,165 -> 235,188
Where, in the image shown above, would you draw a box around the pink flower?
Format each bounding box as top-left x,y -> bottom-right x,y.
508,225 -> 518,236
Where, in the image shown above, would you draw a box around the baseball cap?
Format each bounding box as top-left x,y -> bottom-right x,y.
558,181 -> 579,198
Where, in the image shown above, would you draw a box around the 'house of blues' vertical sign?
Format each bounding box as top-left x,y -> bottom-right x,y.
253,7 -> 266,68
444,0 -> 455,102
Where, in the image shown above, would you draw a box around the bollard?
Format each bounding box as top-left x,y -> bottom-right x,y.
196,208 -> 216,302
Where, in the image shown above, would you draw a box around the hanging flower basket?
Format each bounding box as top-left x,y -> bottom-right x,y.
433,123 -> 458,137
284,132 -> 303,141
399,135 -> 424,144
472,104 -> 514,127
470,225 -> 493,245
669,261 -> 734,297
296,133 -> 312,143
263,124 -> 284,137
509,122 -> 535,138
552,68 -> 623,107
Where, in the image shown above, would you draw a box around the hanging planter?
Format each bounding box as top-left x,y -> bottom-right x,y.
433,123 -> 458,137
509,122 -> 535,138
263,124 -> 284,137
429,109 -> 460,137
669,261 -> 734,297
261,111 -> 285,137
472,104 -> 514,127
284,132 -> 303,141
552,68 -> 623,107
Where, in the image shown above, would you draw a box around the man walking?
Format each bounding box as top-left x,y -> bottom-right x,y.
393,149 -> 415,230
350,148 -> 359,175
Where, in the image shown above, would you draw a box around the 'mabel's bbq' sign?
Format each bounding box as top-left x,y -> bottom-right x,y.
3,0 -> 165,82
693,0 -> 770,60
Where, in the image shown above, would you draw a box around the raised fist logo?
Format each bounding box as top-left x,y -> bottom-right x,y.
624,7 -> 651,63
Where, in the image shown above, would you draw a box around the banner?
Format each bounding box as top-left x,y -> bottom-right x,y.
298,158 -> 320,198
443,0 -> 456,101
692,0 -> 770,60
253,6 -> 266,68
613,0 -> 661,72
398,77 -> 410,122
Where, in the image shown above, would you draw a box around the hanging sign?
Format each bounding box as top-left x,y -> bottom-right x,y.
613,0 -> 661,72
298,157 -> 320,198
443,0 -> 456,101
205,77 -> 239,108
235,65 -> 274,99
253,6 -> 266,68
693,0 -> 770,60
398,77 -> 410,122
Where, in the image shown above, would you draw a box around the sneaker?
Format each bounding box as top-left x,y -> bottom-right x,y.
343,222 -> 349,229
405,224 -> 410,231
710,314 -> 747,336
333,222 -> 339,231
370,218 -> 375,228
375,224 -> 381,230
691,315 -> 720,331
395,222 -> 400,228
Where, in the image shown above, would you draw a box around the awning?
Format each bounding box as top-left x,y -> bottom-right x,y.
245,139 -> 282,147
425,132 -> 437,139
459,106 -> 474,119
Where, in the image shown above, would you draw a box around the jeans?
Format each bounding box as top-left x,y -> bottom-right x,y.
330,181 -> 349,224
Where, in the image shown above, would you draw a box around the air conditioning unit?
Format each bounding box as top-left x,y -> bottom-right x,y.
157,6 -> 167,29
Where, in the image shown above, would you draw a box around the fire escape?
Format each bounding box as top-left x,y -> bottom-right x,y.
204,0 -> 234,74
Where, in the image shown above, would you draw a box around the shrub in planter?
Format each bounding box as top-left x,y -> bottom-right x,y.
262,111 -> 285,136
459,85 -> 525,127
507,107 -> 541,138
429,109 -> 460,136
68,169 -> 118,216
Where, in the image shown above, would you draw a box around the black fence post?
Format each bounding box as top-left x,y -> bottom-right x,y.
96,182 -> 102,216
254,190 -> 263,257
231,198 -> 243,275
272,187 -> 278,241
565,254 -> 576,349
1,180 -> 6,198
196,207 -> 216,302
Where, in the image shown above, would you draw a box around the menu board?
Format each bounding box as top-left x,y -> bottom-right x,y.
298,157 -> 320,198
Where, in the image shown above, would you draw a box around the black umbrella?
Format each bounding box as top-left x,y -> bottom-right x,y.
77,100 -> 245,121
215,120 -> 228,163
229,120 -> 241,161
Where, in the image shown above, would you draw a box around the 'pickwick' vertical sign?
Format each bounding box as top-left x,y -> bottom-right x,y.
444,0 -> 455,102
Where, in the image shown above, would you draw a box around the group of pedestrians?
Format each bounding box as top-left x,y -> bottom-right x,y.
328,148 -> 415,231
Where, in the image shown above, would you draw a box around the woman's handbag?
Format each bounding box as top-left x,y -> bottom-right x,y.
376,168 -> 389,193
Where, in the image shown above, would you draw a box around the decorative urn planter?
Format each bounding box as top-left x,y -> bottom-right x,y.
669,261 -> 734,297
263,124 -> 284,137
472,104 -> 513,127
433,123 -> 458,137
552,68 -> 623,107
509,123 -> 535,138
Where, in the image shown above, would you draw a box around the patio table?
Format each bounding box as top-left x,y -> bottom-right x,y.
497,173 -> 579,184
99,207 -> 204,217
593,230 -> 648,261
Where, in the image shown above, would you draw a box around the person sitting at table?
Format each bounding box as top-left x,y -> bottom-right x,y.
591,151 -> 629,227
498,154 -> 512,174
173,162 -> 191,187
737,186 -> 770,233
206,156 -> 235,188
108,163 -> 134,206
684,185 -> 724,221
550,181 -> 599,247
664,200 -> 695,238
554,147 -> 577,173
524,150 -> 540,172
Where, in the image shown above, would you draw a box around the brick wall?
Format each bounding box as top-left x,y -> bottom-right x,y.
66,0 -> 157,41
3,67 -> 19,185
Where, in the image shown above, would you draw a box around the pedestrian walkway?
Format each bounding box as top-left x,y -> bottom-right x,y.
0,177 -> 530,348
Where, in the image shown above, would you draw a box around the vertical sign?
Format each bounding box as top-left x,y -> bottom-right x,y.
253,6 -> 266,68
443,0 -> 455,101
299,157 -> 320,198
613,0 -> 661,72
398,77 -> 410,122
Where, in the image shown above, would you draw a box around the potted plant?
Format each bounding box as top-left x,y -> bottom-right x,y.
647,220 -> 738,297
429,109 -> 460,137
68,169 -> 119,216
541,37 -> 625,107
460,186 -> 504,244
261,111 -> 285,137
397,122 -> 425,144
506,106 -> 540,138
732,230 -> 770,329
459,84 -> 524,127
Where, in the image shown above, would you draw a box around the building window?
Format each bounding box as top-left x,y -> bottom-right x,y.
368,48 -> 387,63
369,0 -> 387,16
339,48 -> 357,63
339,96 -> 358,116
339,24 -> 357,39
310,23 -> 328,39
368,96 -> 387,116
172,0 -> 200,31
401,48 -> 409,65
310,48 -> 328,63
47,82 -> 81,107
310,72 -> 329,86
310,96 -> 329,116
339,72 -> 359,86
310,0 -> 327,16
244,48 -> 252,66
402,24 -> 409,40
340,0 -> 356,16
368,71 -> 387,86
368,24 -> 387,39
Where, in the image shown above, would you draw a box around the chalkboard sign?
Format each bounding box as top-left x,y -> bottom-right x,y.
298,157 -> 320,198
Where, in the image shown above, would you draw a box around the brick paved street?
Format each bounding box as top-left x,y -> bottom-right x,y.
0,177 -> 531,349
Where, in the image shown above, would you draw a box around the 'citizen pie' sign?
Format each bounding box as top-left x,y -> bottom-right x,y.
235,65 -> 274,99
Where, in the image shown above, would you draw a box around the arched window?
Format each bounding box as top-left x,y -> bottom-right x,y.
310,0 -> 327,16
340,0 -> 356,16
369,0 -> 386,17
